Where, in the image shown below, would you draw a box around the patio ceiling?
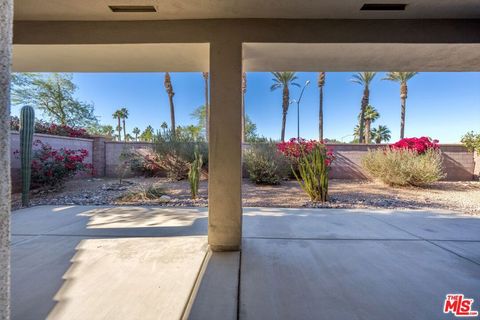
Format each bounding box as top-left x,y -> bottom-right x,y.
12,44 -> 209,72
12,42 -> 480,73
243,43 -> 480,72
14,0 -> 480,21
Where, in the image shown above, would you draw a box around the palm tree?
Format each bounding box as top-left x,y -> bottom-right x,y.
120,107 -> 129,142
318,72 -> 326,141
351,72 -> 377,144
164,72 -> 176,136
361,105 -> 379,143
202,72 -> 209,141
161,121 -> 168,136
242,72 -> 247,143
112,109 -> 123,141
383,72 -> 418,139
270,72 -> 300,142
132,127 -> 140,141
372,125 -> 392,144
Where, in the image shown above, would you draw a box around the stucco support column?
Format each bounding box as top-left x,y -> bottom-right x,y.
0,0 -> 13,318
208,41 -> 243,251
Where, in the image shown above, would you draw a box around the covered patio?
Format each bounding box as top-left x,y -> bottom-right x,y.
11,205 -> 480,319
1,1 -> 480,319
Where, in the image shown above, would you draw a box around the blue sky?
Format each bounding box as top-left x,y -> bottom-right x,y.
12,72 -> 480,143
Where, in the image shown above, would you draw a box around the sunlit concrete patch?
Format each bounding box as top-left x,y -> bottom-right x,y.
83,206 -> 208,229
47,236 -> 208,320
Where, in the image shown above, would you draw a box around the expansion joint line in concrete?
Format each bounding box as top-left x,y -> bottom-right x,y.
367,215 -> 480,267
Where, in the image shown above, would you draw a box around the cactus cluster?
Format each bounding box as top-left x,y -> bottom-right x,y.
20,105 -> 35,206
293,144 -> 329,202
188,151 -> 203,199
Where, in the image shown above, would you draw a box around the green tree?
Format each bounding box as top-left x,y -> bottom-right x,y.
317,72 -> 326,141
141,125 -> 154,142
244,115 -> 259,142
351,72 -> 376,144
383,72 -> 418,139
87,123 -> 114,138
12,73 -> 97,127
190,105 -> 207,138
112,110 -> 123,141
164,72 -> 176,136
132,127 -> 141,141
372,125 -> 392,144
270,72 -> 300,142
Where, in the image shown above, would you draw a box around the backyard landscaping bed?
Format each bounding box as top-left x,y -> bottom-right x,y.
11,177 -> 480,215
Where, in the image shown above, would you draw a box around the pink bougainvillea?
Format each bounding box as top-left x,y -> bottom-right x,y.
30,140 -> 93,187
10,116 -> 91,138
389,137 -> 439,155
277,138 -> 335,165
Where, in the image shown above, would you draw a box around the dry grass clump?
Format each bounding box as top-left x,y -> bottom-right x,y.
117,183 -> 166,202
362,148 -> 445,187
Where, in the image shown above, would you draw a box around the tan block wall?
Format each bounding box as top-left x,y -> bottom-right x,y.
105,141 -> 155,178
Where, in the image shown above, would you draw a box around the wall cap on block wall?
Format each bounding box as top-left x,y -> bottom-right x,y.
10,130 -> 94,142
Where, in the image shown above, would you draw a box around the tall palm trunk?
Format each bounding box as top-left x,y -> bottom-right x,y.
164,72 -> 176,136
281,86 -> 289,142
365,120 -> 371,143
117,117 -> 122,141
242,72 -> 247,143
400,81 -> 407,139
203,72 -> 209,141
318,72 -> 325,141
122,118 -> 127,142
358,87 -> 369,144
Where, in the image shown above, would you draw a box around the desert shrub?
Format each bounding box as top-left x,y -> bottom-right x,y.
28,140 -> 92,188
121,149 -> 163,177
362,147 -> 445,186
117,184 -> 166,202
293,144 -> 333,202
461,131 -> 480,153
244,141 -> 290,184
154,131 -> 208,181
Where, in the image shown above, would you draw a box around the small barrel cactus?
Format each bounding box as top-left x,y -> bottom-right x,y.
20,105 -> 35,206
188,151 -> 203,199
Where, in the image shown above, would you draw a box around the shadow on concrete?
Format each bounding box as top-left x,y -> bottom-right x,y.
12,205 -> 208,320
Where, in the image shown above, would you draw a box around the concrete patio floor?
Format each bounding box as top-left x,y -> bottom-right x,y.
11,206 -> 480,320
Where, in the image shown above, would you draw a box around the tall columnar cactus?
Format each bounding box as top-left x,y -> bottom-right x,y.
188,151 -> 203,199
20,105 -> 35,206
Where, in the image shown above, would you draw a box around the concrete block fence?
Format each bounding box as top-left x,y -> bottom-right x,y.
9,132 -> 478,193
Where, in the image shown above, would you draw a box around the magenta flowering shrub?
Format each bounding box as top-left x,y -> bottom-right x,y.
29,140 -> 93,187
277,138 -> 335,166
390,137 -> 439,154
10,116 -> 91,138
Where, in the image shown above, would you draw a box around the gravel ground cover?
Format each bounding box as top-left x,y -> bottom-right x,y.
12,177 -> 480,215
